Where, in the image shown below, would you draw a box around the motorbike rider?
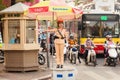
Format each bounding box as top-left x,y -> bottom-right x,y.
68,33 -> 77,48
40,32 -> 47,52
84,35 -> 95,64
68,33 -> 81,63
104,35 -> 115,66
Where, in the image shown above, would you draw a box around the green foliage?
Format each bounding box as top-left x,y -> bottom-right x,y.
0,3 -> 6,11
0,0 -> 2,4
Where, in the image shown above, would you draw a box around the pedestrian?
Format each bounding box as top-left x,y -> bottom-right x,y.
40,32 -> 47,40
45,19 -> 68,68
40,32 -> 47,52
50,33 -> 56,56
15,34 -> 20,43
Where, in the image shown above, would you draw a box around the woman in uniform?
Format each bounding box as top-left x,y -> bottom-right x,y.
46,19 -> 68,68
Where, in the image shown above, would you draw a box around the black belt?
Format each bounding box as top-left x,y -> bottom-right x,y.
54,36 -> 64,39
55,37 -> 64,39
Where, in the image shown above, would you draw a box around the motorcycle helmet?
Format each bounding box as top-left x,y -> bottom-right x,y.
87,34 -> 91,40
70,33 -> 74,39
106,34 -> 112,38
87,34 -> 91,37
106,35 -> 112,38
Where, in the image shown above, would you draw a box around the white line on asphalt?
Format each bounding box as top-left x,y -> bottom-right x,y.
105,71 -> 120,80
84,71 -> 106,80
0,78 -> 9,80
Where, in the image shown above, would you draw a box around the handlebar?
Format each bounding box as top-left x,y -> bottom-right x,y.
108,46 -> 120,49
86,46 -> 96,49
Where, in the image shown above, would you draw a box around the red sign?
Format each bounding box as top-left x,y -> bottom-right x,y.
29,6 -> 48,13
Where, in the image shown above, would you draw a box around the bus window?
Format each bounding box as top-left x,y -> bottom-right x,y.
82,21 -> 119,38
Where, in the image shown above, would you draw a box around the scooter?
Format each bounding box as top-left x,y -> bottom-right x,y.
86,46 -> 97,66
68,45 -> 78,64
38,49 -> 45,65
106,45 -> 118,67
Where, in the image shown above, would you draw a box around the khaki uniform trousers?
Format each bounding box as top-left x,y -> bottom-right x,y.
54,39 -> 65,65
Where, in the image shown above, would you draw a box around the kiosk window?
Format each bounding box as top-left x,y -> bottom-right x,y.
26,20 -> 36,43
8,20 -> 20,44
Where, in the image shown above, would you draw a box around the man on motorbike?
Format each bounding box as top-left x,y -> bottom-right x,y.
84,35 -> 95,64
104,35 -> 115,66
40,32 -> 47,52
68,33 -> 81,63
68,34 -> 77,48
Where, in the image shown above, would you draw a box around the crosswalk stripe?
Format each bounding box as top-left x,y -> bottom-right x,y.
106,71 -> 120,80
84,71 -> 106,80
0,78 -> 9,80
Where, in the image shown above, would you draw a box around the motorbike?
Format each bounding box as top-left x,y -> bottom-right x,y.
106,45 -> 119,67
68,45 -> 78,64
85,46 -> 97,66
38,50 -> 45,65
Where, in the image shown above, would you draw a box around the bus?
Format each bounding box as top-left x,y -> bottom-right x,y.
80,14 -> 120,54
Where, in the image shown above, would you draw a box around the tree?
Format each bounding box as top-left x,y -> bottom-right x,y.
0,0 -> 7,10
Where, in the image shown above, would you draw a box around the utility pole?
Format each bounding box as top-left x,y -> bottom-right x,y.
11,0 -> 16,5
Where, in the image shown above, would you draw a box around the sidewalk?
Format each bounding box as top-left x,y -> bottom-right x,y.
0,63 -> 52,80
0,52 -> 78,80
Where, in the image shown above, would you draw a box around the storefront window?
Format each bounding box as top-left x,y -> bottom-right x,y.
26,20 -> 36,43
8,20 -> 20,44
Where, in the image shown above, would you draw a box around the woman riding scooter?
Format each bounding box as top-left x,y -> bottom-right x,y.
104,35 -> 118,66
84,35 -> 96,65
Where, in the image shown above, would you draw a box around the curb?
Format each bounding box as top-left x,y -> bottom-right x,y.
32,74 -> 52,80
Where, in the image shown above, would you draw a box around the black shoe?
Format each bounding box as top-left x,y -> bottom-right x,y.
103,64 -> 107,66
61,65 -> 63,68
56,65 -> 60,68
85,61 -> 88,65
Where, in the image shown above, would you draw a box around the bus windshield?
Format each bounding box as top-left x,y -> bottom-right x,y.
82,20 -> 119,38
